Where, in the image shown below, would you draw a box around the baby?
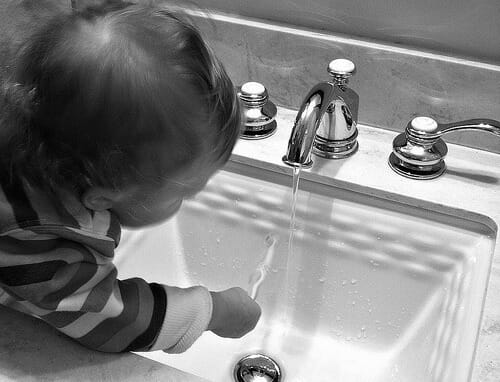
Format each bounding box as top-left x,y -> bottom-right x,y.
0,3 -> 261,353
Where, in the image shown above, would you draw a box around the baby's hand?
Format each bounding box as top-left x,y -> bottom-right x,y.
208,287 -> 261,338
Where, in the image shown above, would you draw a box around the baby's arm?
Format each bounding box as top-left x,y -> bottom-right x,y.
0,234 -> 254,353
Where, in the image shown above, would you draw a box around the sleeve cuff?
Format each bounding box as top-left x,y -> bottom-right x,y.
148,285 -> 212,353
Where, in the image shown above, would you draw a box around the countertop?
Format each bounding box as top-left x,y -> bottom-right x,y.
0,305 -> 207,382
0,107 -> 498,381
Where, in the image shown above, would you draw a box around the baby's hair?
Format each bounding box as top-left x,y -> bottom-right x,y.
0,2 -> 241,192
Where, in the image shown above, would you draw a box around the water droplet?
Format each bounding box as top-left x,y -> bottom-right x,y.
318,277 -> 326,283
361,326 -> 366,331
351,279 -> 358,285
216,238 -> 221,244
200,262 -> 207,266
352,301 -> 356,305
341,280 -> 347,286
336,316 -> 341,321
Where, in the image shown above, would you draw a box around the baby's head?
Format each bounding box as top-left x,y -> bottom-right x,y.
1,3 -> 241,226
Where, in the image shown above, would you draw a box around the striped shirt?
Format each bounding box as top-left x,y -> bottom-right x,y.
0,168 -> 212,353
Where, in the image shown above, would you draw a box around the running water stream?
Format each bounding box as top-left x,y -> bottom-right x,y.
287,166 -> 302,268
246,166 -> 302,329
283,166 -> 302,326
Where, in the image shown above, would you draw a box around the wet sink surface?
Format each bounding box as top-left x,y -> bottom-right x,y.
115,161 -> 495,382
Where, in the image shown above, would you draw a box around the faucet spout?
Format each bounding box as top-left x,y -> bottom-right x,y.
282,82 -> 337,168
283,59 -> 359,168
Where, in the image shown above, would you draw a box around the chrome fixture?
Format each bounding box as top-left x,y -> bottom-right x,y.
389,116 -> 500,179
283,59 -> 359,168
238,82 -> 277,139
234,354 -> 282,382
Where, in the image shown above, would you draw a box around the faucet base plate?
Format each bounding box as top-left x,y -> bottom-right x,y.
313,140 -> 358,159
241,120 -> 277,140
388,153 -> 446,179
313,132 -> 359,159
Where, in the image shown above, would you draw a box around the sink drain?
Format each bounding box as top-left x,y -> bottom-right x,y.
234,354 -> 282,382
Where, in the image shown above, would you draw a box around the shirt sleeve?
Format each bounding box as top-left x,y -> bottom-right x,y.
0,234 -> 212,353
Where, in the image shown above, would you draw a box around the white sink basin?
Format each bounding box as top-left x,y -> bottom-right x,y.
116,160 -> 495,382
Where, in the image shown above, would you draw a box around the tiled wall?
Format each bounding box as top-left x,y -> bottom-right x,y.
169,0 -> 500,64
208,0 -> 500,64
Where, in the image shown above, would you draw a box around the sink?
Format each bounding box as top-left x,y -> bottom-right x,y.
115,159 -> 495,382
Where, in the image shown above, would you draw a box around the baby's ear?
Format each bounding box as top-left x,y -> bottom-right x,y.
81,187 -> 119,211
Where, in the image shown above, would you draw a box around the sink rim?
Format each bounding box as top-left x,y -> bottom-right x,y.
224,159 -> 498,239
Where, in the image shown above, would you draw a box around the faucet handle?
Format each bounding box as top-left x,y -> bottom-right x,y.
237,82 -> 277,140
407,116 -> 500,140
389,116 -> 500,179
238,82 -> 268,108
327,59 -> 356,83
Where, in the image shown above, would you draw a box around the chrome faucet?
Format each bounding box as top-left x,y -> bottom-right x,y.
389,116 -> 500,179
283,59 -> 359,168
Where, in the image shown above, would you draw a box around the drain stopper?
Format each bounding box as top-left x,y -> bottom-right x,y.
234,354 -> 282,382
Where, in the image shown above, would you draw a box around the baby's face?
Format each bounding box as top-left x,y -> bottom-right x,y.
111,159 -> 221,228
